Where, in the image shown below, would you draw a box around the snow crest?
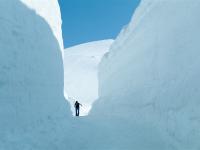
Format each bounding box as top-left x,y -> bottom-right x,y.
20,0 -> 64,53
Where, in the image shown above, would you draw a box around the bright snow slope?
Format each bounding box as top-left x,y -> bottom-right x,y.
64,40 -> 114,116
88,0 -> 200,149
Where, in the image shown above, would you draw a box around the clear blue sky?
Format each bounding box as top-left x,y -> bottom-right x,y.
58,0 -> 140,48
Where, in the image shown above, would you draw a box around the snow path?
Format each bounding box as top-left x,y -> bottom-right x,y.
64,40 -> 114,116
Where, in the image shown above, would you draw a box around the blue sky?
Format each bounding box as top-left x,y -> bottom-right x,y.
59,0 -> 140,48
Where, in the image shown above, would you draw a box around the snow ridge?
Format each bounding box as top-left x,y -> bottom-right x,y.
20,0 -> 64,53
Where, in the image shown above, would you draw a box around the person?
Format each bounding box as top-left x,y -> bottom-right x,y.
74,101 -> 82,116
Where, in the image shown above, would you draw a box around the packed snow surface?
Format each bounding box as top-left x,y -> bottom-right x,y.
64,40 -> 114,116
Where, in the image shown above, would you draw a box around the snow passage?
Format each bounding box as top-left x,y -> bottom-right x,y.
64,40 -> 113,116
1,0 -> 200,149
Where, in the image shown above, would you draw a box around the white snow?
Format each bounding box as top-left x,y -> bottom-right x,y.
89,0 -> 200,149
1,0 -> 200,149
64,40 -> 114,116
20,0 -> 64,53
0,0 -> 70,149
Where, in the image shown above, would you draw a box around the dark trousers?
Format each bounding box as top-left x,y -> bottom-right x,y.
75,107 -> 79,116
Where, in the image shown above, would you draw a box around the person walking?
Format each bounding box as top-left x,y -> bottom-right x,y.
74,101 -> 82,116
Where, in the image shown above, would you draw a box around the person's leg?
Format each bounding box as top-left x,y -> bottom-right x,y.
75,108 -> 78,116
77,108 -> 79,116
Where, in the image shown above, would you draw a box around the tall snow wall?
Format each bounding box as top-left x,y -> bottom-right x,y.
0,0 -> 71,149
90,0 -> 200,149
20,0 -> 64,53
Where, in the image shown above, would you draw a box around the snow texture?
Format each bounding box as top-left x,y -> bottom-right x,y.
1,0 -> 200,149
20,0 -> 64,54
64,40 -> 113,116
89,0 -> 200,149
0,0 -> 71,149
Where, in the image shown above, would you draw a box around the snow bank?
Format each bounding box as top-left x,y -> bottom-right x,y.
64,40 -> 114,116
20,0 -> 64,53
0,0 -> 70,149
89,0 -> 200,149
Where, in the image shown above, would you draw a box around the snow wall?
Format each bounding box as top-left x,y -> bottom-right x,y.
20,0 -> 64,53
64,40 -> 113,116
88,0 -> 200,149
0,0 -> 71,149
